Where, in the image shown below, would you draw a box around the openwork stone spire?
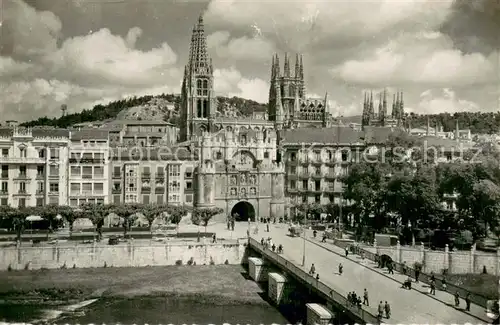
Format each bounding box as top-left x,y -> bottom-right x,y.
188,14 -> 211,74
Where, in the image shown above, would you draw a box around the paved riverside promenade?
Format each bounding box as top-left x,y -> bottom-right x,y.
251,224 -> 486,324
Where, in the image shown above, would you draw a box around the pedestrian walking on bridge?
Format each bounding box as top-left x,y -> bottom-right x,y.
465,293 -> 471,311
377,301 -> 384,321
384,301 -> 391,319
338,263 -> 343,275
363,288 -> 369,306
309,263 -> 316,275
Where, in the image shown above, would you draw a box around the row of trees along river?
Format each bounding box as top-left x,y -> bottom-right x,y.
293,132 -> 500,249
0,203 -> 223,242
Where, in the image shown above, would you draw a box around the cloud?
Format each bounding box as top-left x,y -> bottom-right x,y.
214,67 -> 268,103
207,31 -> 275,61
415,88 -> 480,114
0,0 -> 180,121
330,32 -> 498,87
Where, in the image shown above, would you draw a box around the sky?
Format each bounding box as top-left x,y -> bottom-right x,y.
1,0 -> 499,122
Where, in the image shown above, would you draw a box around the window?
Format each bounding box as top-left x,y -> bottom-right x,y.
113,195 -> 121,204
95,152 -> 104,161
341,150 -> 349,162
156,166 -> 164,176
50,182 -> 59,193
1,198 -> 7,206
168,180 -> 180,192
185,169 -> 193,178
216,151 -> 222,160
50,165 -> 59,176
168,194 -> 180,203
70,198 -> 78,207
315,195 -> 321,203
20,148 -> 26,158
36,198 -> 44,207
82,166 -> 92,178
142,195 -> 150,204
328,150 -> 333,160
37,182 -> 44,193
315,167 -> 321,175
94,183 -> 104,194
1,166 -> 7,178
19,198 -> 26,208
1,182 -> 7,193
264,152 -> 269,159
50,148 -> 59,159
185,194 -> 193,203
19,166 -> 26,177
70,183 -> 80,195
94,166 -> 104,178
168,165 -> 180,177
186,181 -> 192,190
302,195 -> 307,203
19,182 -> 26,193
37,166 -> 44,176
315,180 -> 321,191
96,198 -> 104,205
70,166 -> 80,176
290,152 -> 297,161
82,153 -> 92,160
290,180 -> 296,189
82,183 -> 92,194
113,182 -> 121,191
315,151 -> 321,160
38,148 -> 45,158
302,180 -> 308,190
143,166 -> 150,174
290,166 -> 296,174
49,197 -> 58,205
113,166 -> 121,176
2,149 -> 8,157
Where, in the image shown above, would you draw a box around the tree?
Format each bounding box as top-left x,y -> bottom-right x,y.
36,204 -> 60,232
165,205 -> 190,233
82,203 -> 112,240
9,207 -> 34,243
294,203 -> 324,222
111,204 -> 139,237
192,207 -> 223,234
57,206 -> 81,234
141,204 -> 163,233
471,179 -> 500,238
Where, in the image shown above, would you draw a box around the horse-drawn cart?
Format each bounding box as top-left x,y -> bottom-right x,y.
288,225 -> 303,237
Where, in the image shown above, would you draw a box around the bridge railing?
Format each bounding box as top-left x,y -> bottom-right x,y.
346,243 -> 491,308
249,238 -> 380,325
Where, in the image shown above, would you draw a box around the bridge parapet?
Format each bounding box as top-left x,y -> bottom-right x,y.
249,238 -> 380,325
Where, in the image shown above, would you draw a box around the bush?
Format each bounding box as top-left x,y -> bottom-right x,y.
209,257 -> 215,265
175,259 -> 183,265
7,264 -> 12,272
224,259 -> 229,265
187,257 -> 194,265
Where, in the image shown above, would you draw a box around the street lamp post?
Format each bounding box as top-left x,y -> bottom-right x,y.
302,208 -> 307,266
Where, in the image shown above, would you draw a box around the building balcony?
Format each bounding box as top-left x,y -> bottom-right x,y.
297,188 -> 308,193
311,173 -> 323,180
112,188 -> 122,194
311,159 -> 323,166
299,159 -> 309,166
155,173 -> 165,180
155,187 -> 165,194
325,160 -> 336,166
287,174 -> 298,181
36,190 -> 44,195
69,158 -> 104,164
0,191 -> 8,195
324,187 -> 335,193
298,173 -> 310,180
13,174 -> 29,180
141,187 -> 151,193
82,174 -> 93,179
0,157 -> 45,164
141,173 -> 151,179
287,159 -> 298,166
287,187 -> 298,193
36,173 -> 44,180
15,190 -> 28,195
324,173 -> 336,180
1,173 -> 8,179
48,191 -> 59,195
48,174 -> 59,178
112,173 -> 122,179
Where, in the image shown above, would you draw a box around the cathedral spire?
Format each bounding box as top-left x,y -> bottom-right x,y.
188,14 -> 210,74
378,91 -> 382,116
295,53 -> 300,78
270,55 -> 276,80
275,54 -> 281,77
299,55 -> 304,79
284,52 -> 290,77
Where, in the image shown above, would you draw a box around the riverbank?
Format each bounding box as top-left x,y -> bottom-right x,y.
0,265 -> 263,305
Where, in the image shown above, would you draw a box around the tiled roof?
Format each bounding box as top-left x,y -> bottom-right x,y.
282,127 -> 365,144
107,119 -> 174,126
32,128 -> 70,138
420,136 -> 474,150
110,146 -> 196,161
71,129 -> 109,140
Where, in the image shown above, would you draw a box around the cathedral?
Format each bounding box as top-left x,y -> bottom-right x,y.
361,89 -> 405,128
179,15 -> 403,222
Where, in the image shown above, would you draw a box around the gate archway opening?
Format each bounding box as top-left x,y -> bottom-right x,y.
231,201 -> 255,222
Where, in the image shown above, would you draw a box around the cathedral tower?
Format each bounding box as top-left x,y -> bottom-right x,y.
180,15 -> 217,142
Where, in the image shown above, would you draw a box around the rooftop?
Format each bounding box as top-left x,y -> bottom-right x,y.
71,129 -> 109,141
109,146 -> 196,161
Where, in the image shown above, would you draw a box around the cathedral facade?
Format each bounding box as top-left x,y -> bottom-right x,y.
361,89 -> 405,128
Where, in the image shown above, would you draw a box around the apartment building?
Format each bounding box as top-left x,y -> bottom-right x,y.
109,147 -> 196,206
0,127 -> 69,208
68,129 -> 110,207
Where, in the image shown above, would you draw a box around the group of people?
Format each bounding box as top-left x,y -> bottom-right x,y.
260,237 -> 283,254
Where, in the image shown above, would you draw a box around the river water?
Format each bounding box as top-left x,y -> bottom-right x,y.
1,295 -> 290,324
